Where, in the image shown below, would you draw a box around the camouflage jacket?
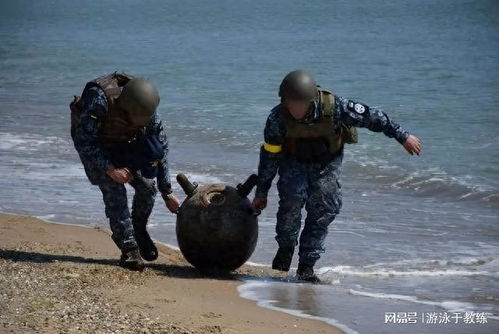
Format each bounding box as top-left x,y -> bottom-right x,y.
254,95 -> 410,199
72,86 -> 172,194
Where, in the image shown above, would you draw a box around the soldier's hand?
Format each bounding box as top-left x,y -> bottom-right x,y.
403,135 -> 422,156
163,194 -> 181,214
106,167 -> 134,184
251,197 -> 267,213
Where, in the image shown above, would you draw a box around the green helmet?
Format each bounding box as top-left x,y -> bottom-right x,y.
118,78 -> 160,127
279,70 -> 317,101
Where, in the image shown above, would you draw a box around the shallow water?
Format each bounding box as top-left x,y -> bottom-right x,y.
1,0 -> 498,332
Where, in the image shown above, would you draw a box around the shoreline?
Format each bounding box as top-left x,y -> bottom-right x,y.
0,212 -> 342,334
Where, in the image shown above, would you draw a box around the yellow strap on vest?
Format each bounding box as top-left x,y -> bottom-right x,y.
263,142 -> 282,153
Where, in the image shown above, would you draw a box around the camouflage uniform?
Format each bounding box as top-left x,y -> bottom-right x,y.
72,86 -> 172,252
255,95 -> 409,266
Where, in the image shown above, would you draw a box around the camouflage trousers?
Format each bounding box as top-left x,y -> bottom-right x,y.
97,172 -> 157,252
276,155 -> 343,266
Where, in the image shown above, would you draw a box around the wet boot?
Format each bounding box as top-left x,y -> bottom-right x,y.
133,223 -> 158,261
119,249 -> 145,271
296,262 -> 320,284
272,247 -> 295,272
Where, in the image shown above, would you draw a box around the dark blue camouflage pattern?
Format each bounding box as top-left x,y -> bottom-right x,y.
255,94 -> 410,265
72,86 -> 172,193
72,85 -> 171,252
98,172 -> 157,251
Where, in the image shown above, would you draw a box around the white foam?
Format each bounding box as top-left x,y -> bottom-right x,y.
389,166 -> 496,196
363,256 -> 496,269
316,265 -> 497,278
0,132 -> 68,151
349,289 -> 476,313
238,281 -> 358,334
245,261 -> 270,268
34,214 -> 57,221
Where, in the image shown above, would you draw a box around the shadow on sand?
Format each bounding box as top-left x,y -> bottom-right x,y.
0,249 -> 286,282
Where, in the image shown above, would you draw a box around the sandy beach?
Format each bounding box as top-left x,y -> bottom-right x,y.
0,213 -> 341,334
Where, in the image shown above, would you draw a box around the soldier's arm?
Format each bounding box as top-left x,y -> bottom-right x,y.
254,108 -> 286,199
147,113 -> 172,195
335,95 -> 410,145
72,87 -> 114,171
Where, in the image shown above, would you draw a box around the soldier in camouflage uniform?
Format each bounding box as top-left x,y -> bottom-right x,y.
252,70 -> 421,282
71,72 -> 180,271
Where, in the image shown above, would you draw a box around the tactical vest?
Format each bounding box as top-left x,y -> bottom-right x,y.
282,88 -> 358,162
70,72 -> 145,146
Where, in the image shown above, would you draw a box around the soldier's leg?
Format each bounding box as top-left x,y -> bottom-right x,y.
299,163 -> 342,267
273,160 -> 308,271
129,173 -> 158,261
97,179 -> 137,252
129,173 -> 157,226
276,161 -> 308,248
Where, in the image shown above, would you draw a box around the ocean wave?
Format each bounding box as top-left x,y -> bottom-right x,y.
347,159 -> 499,208
389,167 -> 498,202
363,256 -> 498,269
0,132 -> 69,151
348,289 -> 476,312
348,289 -> 499,320
316,262 -> 499,279
2,130 -> 498,209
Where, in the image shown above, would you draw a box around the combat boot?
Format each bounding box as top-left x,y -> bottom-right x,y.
133,223 -> 158,261
296,262 -> 320,283
272,247 -> 295,271
119,249 -> 145,271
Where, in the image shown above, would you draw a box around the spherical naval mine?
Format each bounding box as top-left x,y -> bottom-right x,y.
175,173 -> 258,272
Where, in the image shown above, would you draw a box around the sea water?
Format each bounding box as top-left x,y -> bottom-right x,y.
1,1 -> 498,333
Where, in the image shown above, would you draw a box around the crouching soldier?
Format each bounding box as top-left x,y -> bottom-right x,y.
252,70 -> 421,282
71,72 -> 180,271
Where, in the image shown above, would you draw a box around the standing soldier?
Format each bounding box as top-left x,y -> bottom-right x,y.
71,72 -> 180,271
252,70 -> 421,282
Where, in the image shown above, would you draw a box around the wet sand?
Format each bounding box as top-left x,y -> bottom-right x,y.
0,213 -> 341,334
